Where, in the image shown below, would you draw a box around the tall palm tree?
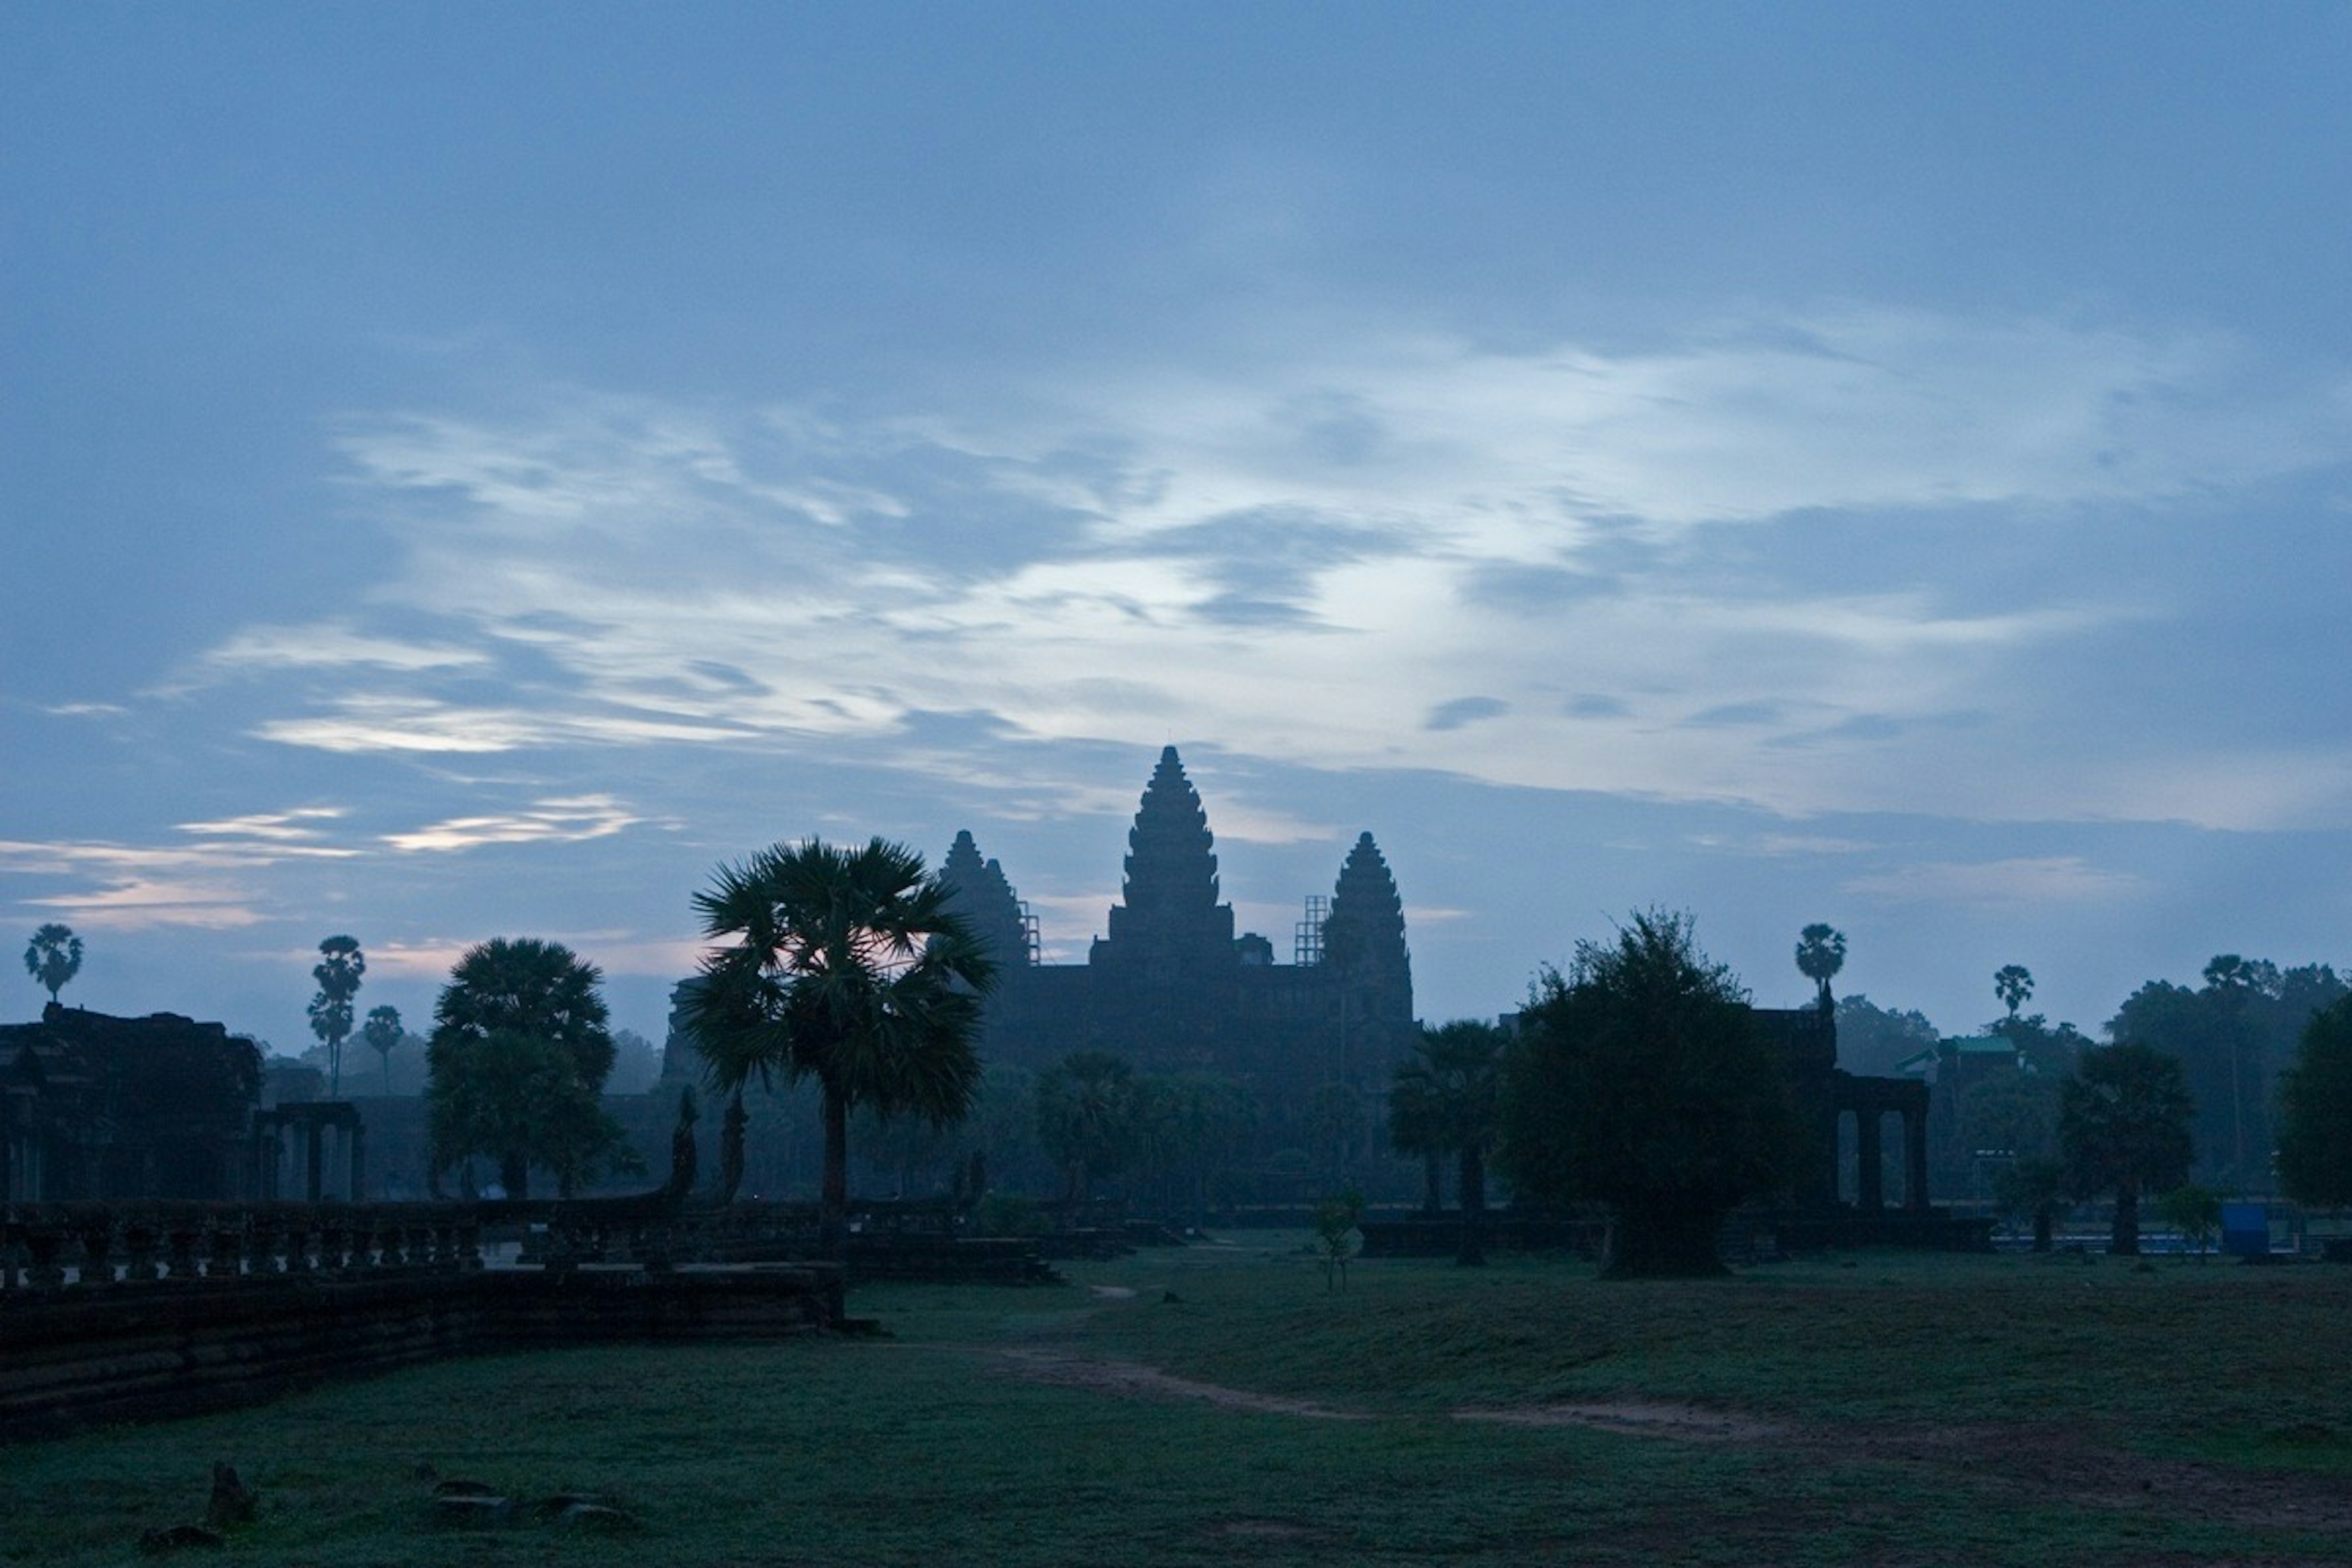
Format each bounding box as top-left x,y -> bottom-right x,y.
686,838 -> 995,1239
24,923 -> 83,1005
308,935 -> 366,1097
360,1004 -> 405,1095
1386,1055 -> 1447,1214
1412,1020 -> 1506,1266
1995,963 -> 2035,1020
1794,924 -> 1847,1006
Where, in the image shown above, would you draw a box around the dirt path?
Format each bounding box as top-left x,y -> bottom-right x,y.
986,1332 -> 2352,1537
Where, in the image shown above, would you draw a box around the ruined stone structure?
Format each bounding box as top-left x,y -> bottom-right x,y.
941,747 -> 1416,1107
1,1005 -> 261,1202
1754,1002 -> 1932,1212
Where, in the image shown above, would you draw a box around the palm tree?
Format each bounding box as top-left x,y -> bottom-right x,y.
427,936 -> 619,1197
1410,1020 -> 1506,1266
360,1004 -> 404,1095
686,837 -> 995,1240
2060,1042 -> 2195,1255
308,935 -> 366,1096
1036,1050 -> 1139,1207
24,923 -> 83,1005
1995,964 -> 2035,1020
1795,924 -> 1847,1006
1386,1055 -> 1447,1215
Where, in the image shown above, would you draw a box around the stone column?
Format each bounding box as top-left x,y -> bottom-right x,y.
305,1121 -> 325,1204
1857,1109 -> 1885,1211
1905,1106 -> 1931,1212
349,1122 -> 366,1204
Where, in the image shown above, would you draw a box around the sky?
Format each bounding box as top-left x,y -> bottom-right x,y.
4,3 -> 2348,1060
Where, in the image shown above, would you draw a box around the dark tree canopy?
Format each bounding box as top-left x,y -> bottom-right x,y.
360,1003 -> 404,1096
1388,1020 -> 1505,1264
2277,995 -> 2352,1210
307,935 -> 366,1098
1035,1049 -> 1139,1204
1501,911 -> 1801,1278
687,837 -> 993,1233
24,923 -> 83,1004
1833,993 -> 1942,1077
2059,1042 -> 2194,1255
427,937 -> 624,1198
1795,924 -> 1847,1002
1994,964 -> 2035,1019
2109,957 -> 2345,1188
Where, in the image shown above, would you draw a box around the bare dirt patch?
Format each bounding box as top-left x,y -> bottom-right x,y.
992,1347 -> 1371,1420
1456,1400 -> 1789,1442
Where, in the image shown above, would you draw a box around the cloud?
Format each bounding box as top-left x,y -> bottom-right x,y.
383,794 -> 652,853
202,624 -> 489,674
177,809 -> 347,842
1425,696 -> 1509,732
183,304 -> 2351,831
1842,857 -> 2144,907
255,698 -> 758,755
24,878 -> 266,930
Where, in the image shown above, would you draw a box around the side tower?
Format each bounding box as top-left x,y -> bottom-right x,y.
1090,745 -> 1238,978
1318,831 -> 1416,1078
937,829 -> 1035,970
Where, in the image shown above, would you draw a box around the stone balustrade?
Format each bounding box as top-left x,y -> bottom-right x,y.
1,1202 -> 493,1294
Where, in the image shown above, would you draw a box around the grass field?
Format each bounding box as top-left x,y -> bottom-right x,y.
7,1240 -> 2351,1566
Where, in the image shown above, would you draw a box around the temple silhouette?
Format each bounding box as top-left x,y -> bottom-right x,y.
940,746 -> 1416,1104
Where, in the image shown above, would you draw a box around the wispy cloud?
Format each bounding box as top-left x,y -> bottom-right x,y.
24,878 -> 266,930
180,305 -> 2352,831
1842,856 -> 2145,907
384,794 -> 654,853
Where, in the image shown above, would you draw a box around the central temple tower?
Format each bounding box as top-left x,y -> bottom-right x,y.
1090,746 -> 1238,978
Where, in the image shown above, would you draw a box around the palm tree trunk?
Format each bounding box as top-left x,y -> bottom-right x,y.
2110,1183 -> 2141,1256
820,1084 -> 850,1246
1422,1151 -> 1442,1215
1456,1145 -> 1487,1267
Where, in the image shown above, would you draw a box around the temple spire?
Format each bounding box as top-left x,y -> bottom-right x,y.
1322,831 -> 1414,1036
1093,745 -> 1236,971
938,829 -> 1032,968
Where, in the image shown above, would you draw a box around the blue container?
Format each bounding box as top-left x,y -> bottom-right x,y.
2220,1202 -> 2269,1258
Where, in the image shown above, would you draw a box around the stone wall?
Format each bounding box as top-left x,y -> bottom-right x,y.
0,1201 -> 842,1444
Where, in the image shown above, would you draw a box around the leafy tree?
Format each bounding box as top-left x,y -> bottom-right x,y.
1502,910 -> 1801,1278
1303,1080 -> 1365,1182
23,922 -> 83,1005
1795,924 -> 1847,1005
307,935 -> 366,1097
360,1004 -> 404,1095
2111,958 -> 2344,1188
1314,1186 -> 1364,1292
686,837 -> 993,1238
1389,1020 -> 1505,1264
606,1027 -> 663,1095
427,937 -> 624,1197
1994,964 -> 2035,1020
429,1028 -> 636,1198
1387,1054 -> 1447,1215
2155,1185 -> 2223,1260
2059,1043 -> 2195,1255
1833,993 -> 1942,1077
2277,994 -> 2352,1210
1152,1071 -> 1257,1227
1988,1011 -> 2090,1079
1035,1050 -> 1139,1204
1992,1155 -> 2068,1252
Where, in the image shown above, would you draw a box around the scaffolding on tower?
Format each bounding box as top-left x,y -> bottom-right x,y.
1294,894 -> 1328,967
